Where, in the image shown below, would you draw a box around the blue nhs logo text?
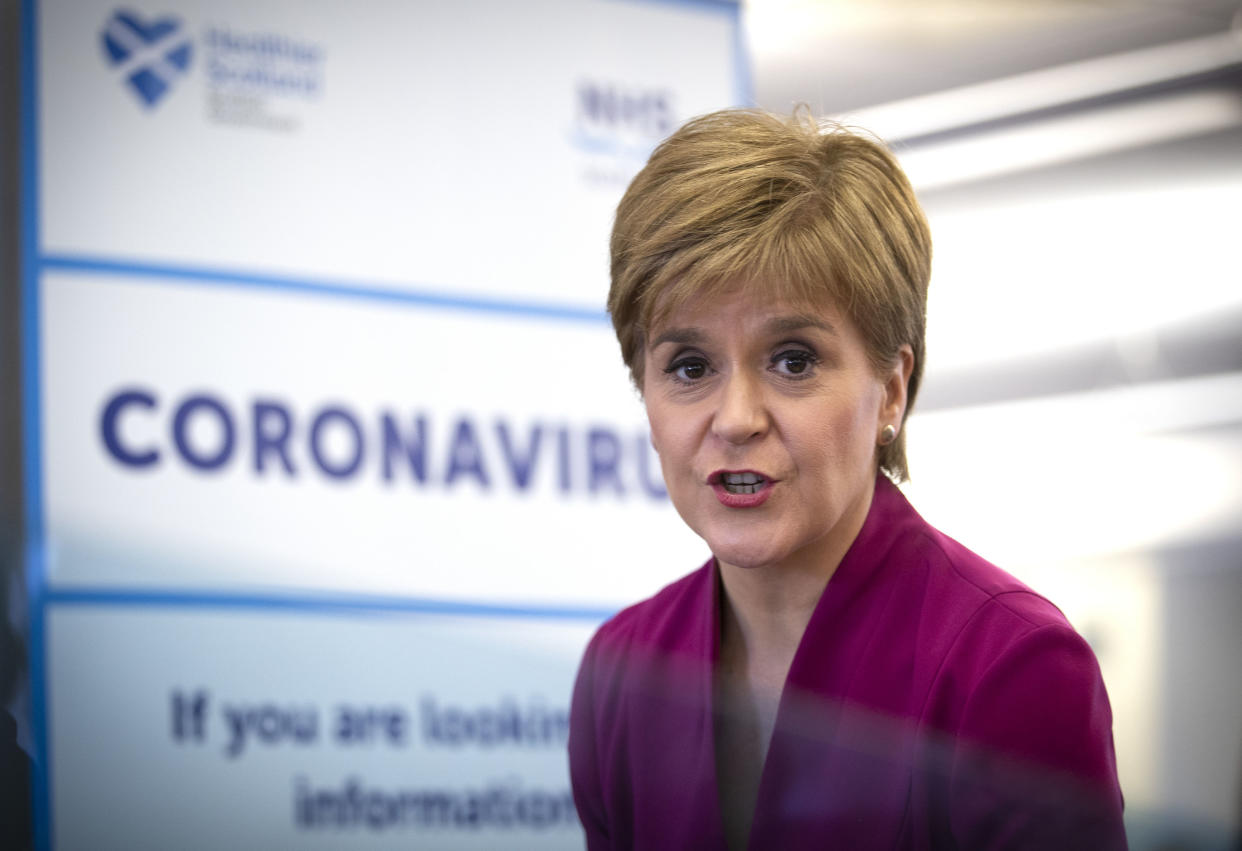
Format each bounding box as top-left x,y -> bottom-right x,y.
577,80 -> 673,140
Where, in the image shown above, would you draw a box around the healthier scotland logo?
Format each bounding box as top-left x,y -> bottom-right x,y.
98,8 -> 325,129
101,9 -> 193,108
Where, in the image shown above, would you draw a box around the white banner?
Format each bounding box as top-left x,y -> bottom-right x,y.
40,271 -> 704,604
27,0 -> 744,847
39,0 -> 741,305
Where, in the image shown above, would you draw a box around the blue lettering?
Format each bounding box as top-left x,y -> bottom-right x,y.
652,92 -> 672,134
97,386 -> 665,501
208,58 -> 233,84
381,413 -> 428,484
495,422 -> 542,492
578,81 -> 674,136
101,388 -> 160,468
253,399 -> 295,475
444,418 -> 490,488
579,83 -> 612,125
172,394 -> 234,471
556,426 -> 572,494
588,428 -> 624,495
310,406 -> 364,480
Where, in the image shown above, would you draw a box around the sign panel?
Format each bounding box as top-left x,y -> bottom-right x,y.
40,271 -> 701,604
49,605 -> 595,850
24,0 -> 745,847
38,0 -> 741,305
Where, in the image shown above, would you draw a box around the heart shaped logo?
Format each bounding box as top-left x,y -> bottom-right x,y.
101,9 -> 194,108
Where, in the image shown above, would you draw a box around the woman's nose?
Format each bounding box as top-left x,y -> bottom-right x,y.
711,372 -> 769,445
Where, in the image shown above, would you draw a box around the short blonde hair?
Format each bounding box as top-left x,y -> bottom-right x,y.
608,108 -> 931,481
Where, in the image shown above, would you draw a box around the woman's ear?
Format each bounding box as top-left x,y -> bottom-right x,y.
880,344 -> 915,429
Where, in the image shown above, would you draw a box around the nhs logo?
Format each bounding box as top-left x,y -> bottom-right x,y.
571,79 -> 674,161
101,9 -> 193,108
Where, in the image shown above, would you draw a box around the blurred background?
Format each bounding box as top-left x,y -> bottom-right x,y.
747,2 -> 1242,847
3,0 -> 1241,848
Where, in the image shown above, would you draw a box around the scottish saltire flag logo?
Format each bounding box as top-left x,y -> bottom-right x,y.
101,9 -> 193,108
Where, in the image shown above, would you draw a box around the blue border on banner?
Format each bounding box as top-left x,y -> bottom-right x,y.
20,0 -> 50,849
732,9 -> 753,106
41,253 -> 611,324
46,587 -> 617,622
602,0 -> 750,105
607,0 -> 739,14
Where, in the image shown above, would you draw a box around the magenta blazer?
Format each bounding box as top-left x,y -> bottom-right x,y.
570,474 -> 1127,849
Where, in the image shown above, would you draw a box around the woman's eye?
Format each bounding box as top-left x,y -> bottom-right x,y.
772,350 -> 817,376
664,357 -> 710,382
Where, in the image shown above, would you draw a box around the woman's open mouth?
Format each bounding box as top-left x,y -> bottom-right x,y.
720,471 -> 765,495
709,470 -> 774,507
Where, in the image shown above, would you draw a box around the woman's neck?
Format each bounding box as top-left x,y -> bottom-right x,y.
718,558 -> 831,662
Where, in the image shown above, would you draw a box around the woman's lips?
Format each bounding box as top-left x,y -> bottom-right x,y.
709,470 -> 775,508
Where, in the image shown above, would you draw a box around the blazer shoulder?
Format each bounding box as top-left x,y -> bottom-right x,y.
587,557 -> 715,663
911,523 -> 1072,634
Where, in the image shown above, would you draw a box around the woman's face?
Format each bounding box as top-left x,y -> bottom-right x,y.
642,283 -> 910,573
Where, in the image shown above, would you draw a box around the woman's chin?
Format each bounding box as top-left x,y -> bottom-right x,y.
708,540 -> 784,571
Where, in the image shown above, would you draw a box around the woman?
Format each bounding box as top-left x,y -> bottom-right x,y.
569,109 -> 1127,850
